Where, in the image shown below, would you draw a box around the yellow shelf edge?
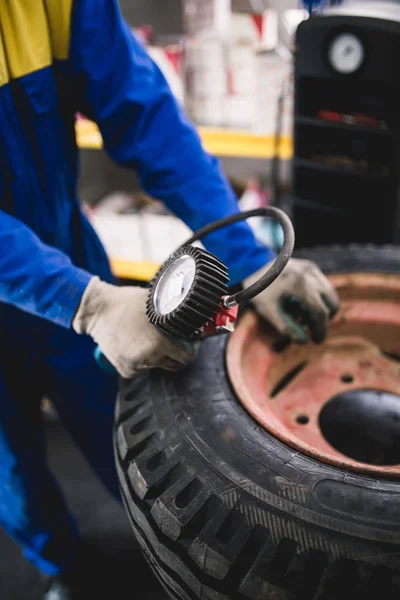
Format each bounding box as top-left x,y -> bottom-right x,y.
110,258 -> 160,281
75,120 -> 293,159
200,127 -> 293,159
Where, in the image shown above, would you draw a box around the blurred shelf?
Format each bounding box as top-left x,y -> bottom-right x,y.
76,119 -> 293,160
294,157 -> 390,179
295,115 -> 391,136
110,258 -> 159,281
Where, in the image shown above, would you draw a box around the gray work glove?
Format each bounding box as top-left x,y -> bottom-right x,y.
73,277 -> 197,379
244,258 -> 340,344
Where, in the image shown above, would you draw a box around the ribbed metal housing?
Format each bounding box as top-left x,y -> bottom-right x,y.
146,246 -> 229,339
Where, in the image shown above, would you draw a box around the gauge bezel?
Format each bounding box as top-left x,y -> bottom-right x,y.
324,28 -> 367,77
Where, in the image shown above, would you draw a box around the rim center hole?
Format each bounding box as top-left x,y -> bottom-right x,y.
319,389 -> 400,466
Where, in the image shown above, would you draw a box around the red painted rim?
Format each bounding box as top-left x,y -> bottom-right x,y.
227,272 -> 400,477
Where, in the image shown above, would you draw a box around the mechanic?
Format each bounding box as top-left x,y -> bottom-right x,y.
0,1 -> 340,598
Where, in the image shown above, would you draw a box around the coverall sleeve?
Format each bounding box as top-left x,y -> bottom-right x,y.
70,0 -> 275,285
0,210 -> 91,327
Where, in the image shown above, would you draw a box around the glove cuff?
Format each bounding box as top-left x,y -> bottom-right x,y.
72,276 -> 111,335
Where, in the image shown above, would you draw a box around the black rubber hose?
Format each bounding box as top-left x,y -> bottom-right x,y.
179,207 -> 295,306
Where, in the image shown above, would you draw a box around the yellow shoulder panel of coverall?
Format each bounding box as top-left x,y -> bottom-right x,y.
0,0 -> 73,86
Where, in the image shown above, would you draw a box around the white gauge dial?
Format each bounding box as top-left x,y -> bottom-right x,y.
153,255 -> 196,315
328,33 -> 364,74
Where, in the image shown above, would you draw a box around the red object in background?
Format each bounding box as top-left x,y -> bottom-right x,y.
349,113 -> 380,126
133,25 -> 153,45
164,46 -> 183,76
317,109 -> 342,122
317,109 -> 381,127
252,14 -> 264,37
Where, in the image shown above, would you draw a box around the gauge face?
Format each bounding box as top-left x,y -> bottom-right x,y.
153,255 -> 196,315
328,33 -> 365,74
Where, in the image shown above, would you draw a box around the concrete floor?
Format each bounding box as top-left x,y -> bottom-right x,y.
0,418 -> 168,600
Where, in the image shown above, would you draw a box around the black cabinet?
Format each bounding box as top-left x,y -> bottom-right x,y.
292,1 -> 400,247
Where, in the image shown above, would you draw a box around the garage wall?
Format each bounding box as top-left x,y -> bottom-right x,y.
233,0 -> 297,12
118,0 -> 184,34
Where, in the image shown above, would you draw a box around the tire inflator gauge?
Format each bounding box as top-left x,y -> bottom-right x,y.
94,207 -> 295,373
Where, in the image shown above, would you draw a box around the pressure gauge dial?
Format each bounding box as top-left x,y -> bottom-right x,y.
147,246 -> 229,339
328,32 -> 365,74
153,255 -> 197,316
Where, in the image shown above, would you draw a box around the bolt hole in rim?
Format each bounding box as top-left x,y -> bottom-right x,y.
341,373 -> 354,384
227,272 -> 400,477
296,415 -> 310,425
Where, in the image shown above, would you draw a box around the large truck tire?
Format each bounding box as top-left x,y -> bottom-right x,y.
115,246 -> 400,600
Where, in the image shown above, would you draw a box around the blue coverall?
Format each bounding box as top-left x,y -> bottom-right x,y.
0,0 -> 273,576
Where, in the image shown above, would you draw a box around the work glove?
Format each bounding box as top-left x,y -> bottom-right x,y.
244,258 -> 340,344
73,277 -> 197,379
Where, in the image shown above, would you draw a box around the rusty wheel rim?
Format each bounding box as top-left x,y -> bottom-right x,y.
227,272 -> 400,477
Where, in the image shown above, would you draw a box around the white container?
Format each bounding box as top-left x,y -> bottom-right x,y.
182,0 -> 232,37
228,42 -> 255,69
188,67 -> 228,98
253,51 -> 294,137
184,35 -> 227,68
184,34 -> 228,109
279,9 -> 308,52
227,42 -> 257,95
187,97 -> 226,127
148,45 -> 185,105
224,95 -> 255,129
231,10 -> 278,50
